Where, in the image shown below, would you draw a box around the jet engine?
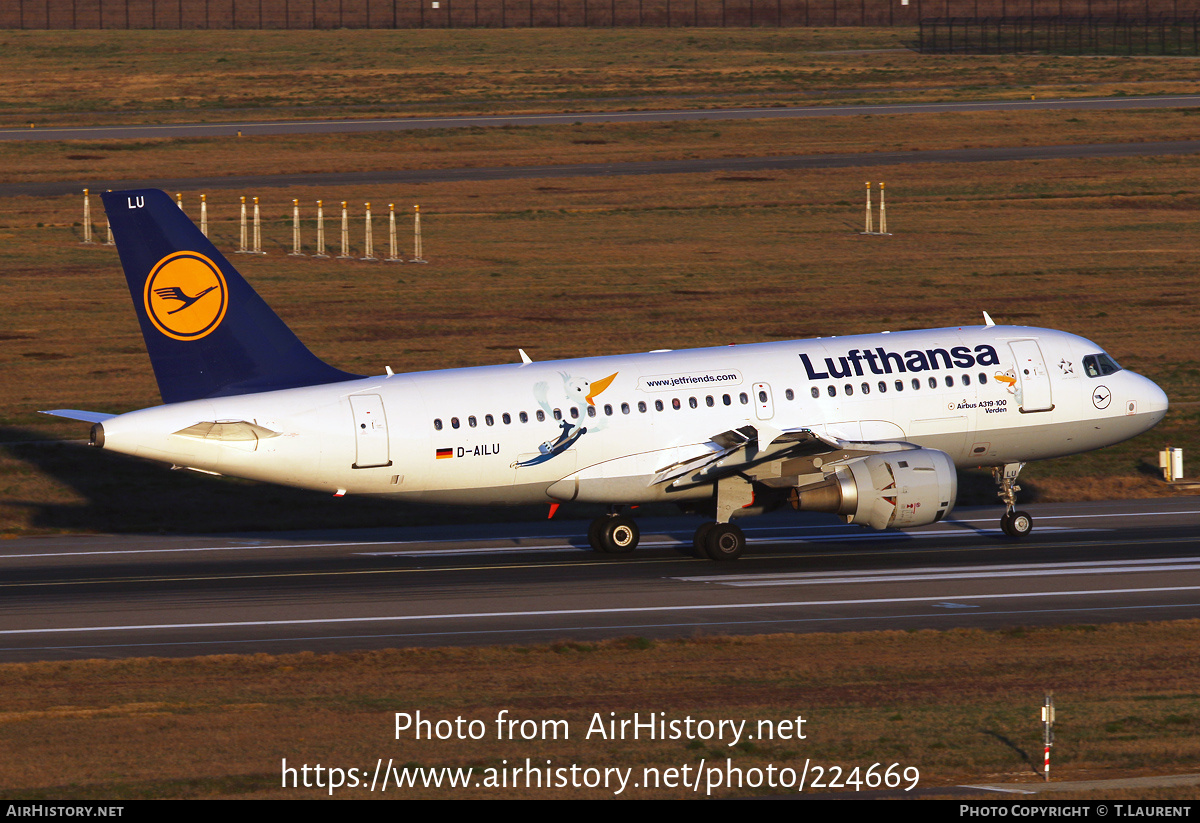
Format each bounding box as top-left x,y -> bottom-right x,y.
787,448 -> 957,530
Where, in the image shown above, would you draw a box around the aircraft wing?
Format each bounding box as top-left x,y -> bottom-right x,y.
651,424 -> 914,491
40,409 -> 117,424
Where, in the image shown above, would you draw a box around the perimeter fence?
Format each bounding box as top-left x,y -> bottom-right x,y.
4,0 -> 1200,28
919,13 -> 1200,52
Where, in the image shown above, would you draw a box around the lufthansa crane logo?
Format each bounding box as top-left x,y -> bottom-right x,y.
143,252 -> 228,341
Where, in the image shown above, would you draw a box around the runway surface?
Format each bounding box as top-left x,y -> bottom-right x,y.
2,496 -> 1198,661
4,94 -> 1200,142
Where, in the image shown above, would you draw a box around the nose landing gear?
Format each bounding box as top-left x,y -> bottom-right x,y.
994,462 -> 1033,539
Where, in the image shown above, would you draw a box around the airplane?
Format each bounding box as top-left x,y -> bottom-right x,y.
44,189 -> 1169,561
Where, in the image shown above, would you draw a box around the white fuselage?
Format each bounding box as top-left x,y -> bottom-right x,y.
96,325 -> 1168,508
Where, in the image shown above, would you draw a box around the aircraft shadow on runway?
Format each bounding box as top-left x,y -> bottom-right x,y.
0,425 -> 555,535
2,425 -> 1059,539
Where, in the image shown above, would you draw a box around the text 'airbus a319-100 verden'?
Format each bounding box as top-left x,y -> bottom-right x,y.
45,189 -> 1168,560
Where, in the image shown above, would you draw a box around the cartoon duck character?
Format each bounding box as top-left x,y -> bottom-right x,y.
514,372 -> 618,468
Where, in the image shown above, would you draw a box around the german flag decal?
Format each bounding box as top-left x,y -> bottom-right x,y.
436,448 -> 453,459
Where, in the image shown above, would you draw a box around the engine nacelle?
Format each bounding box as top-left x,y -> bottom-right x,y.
788,448 -> 957,530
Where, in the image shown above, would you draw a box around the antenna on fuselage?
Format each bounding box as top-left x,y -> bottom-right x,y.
983,311 -> 996,327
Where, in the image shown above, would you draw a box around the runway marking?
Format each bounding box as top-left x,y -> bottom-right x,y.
10,599 -> 1200,656
366,526 -> 1096,557
0,523 -> 1112,560
7,584 -> 1200,636
674,557 -> 1200,586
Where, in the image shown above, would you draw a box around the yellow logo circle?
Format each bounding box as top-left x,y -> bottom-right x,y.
143,252 -> 228,341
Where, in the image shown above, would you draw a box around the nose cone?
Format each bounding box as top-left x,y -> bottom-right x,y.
1137,372 -> 1169,429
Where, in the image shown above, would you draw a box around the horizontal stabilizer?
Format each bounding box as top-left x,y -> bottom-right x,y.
40,409 -> 116,424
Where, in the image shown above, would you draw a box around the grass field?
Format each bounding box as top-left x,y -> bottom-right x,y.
2,28 -> 1200,128
2,623 -> 1199,799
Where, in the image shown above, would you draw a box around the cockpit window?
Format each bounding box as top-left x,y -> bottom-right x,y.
1083,353 -> 1121,378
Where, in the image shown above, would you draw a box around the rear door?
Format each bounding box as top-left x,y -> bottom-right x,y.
350,394 -> 392,468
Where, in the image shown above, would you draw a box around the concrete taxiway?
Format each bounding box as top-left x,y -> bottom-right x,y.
4,94 -> 1200,142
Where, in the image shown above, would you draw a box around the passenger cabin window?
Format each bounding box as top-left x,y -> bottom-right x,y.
502,413 -> 511,424
672,398 -> 681,410
638,401 -> 647,413
469,415 -> 477,427
622,402 -> 631,415
911,379 -> 920,390
827,386 -> 836,397
689,397 -> 698,409
844,384 -> 853,396
878,381 -> 887,393
811,387 -> 820,399
451,417 -> 461,429
536,410 -> 545,422
553,409 -> 562,420
434,418 -> 443,430
785,389 -> 794,401
706,396 -> 715,407
485,414 -> 494,426
739,392 -> 749,405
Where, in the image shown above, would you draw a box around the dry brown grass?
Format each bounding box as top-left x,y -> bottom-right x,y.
2,28 -> 1200,129
1,624 -> 1198,798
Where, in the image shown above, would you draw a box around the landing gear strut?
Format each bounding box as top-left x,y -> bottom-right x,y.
994,462 -> 1033,539
588,513 -> 640,554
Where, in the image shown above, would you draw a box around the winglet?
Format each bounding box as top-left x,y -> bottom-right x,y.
101,189 -> 361,405
982,311 -> 996,327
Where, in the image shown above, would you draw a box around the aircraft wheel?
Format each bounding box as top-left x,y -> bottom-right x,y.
587,517 -> 609,552
1002,510 -> 1033,539
704,523 -> 745,561
692,522 -> 717,557
602,515 -> 640,554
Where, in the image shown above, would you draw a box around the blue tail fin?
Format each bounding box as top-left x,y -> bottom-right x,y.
102,189 -> 361,404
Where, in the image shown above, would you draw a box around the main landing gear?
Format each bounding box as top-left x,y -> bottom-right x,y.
587,512 -> 640,554
994,462 -> 1033,539
691,521 -> 746,561
586,512 -> 747,560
